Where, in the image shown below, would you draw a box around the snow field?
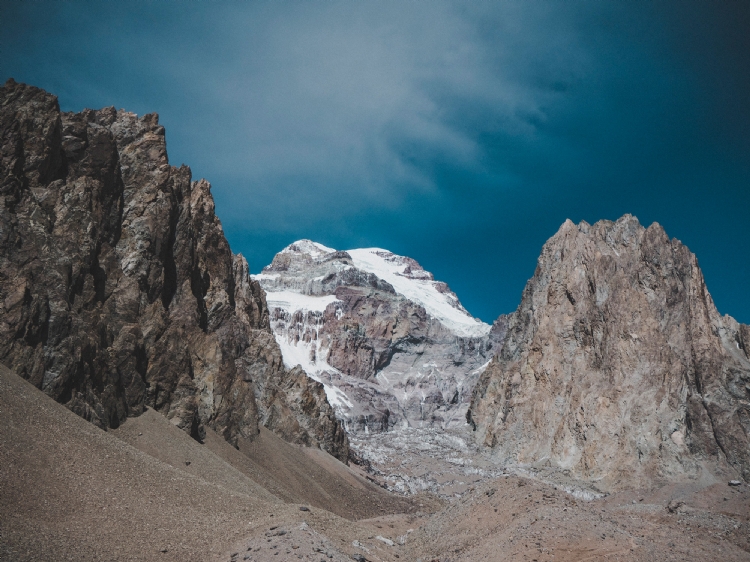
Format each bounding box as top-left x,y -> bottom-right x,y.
346,248 -> 491,338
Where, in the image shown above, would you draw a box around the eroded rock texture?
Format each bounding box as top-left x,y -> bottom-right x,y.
0,80 -> 347,461
469,215 -> 750,486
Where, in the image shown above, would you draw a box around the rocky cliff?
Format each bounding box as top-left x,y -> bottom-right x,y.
254,240 -> 503,432
0,80 -> 347,461
468,215 -> 750,487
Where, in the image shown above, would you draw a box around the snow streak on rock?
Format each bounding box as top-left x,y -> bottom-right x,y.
346,248 -> 491,338
253,240 -> 505,435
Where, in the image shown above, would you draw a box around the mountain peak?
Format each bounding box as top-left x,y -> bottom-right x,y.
469,214 -> 750,487
282,239 -> 336,257
259,242 -> 489,337
253,241 -> 497,432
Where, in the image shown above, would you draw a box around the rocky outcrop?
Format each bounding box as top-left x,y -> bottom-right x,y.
256,364 -> 349,457
254,240 -> 501,432
468,215 -> 750,487
0,79 -> 347,461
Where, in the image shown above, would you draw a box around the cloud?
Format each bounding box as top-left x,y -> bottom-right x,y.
84,2 -> 589,228
1,1 -> 592,228
1,0 -> 748,322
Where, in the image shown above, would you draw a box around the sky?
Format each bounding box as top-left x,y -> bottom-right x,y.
2,1 -> 748,323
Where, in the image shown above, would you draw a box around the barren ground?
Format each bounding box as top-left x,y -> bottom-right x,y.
1,364 -> 748,562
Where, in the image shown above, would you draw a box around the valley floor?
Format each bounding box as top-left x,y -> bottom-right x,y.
1,365 -> 748,562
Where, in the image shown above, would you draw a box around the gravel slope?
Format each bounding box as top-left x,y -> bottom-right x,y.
3,363 -> 747,562
406,475 -> 750,561
0,364 -> 417,561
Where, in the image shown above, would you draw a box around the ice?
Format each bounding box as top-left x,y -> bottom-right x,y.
272,330 -> 353,410
347,248 -> 490,337
263,290 -> 339,313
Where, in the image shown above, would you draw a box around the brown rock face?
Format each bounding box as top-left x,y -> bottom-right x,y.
0,80 -> 347,461
468,215 -> 750,487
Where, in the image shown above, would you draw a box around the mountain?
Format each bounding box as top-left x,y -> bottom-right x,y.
0,80 -> 346,461
3,80 -> 750,561
468,215 -> 750,487
254,240 -> 506,432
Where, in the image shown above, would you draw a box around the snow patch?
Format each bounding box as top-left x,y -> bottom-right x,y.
281,239 -> 335,258
347,248 -> 490,338
264,290 -> 339,313
272,331 -> 353,410
251,272 -> 280,282
471,359 -> 492,376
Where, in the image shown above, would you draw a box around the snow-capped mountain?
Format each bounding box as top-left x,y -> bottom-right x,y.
253,240 -> 507,433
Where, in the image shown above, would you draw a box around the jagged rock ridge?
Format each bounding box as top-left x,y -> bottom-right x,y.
254,239 -> 507,432
469,215 -> 750,487
0,79 -> 347,461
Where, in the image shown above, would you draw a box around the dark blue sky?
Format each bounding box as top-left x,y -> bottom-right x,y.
2,1 -> 748,323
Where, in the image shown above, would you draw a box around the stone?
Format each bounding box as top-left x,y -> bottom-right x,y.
375,535 -> 395,546
0,80 -> 347,461
468,215 -> 750,488
666,500 -> 684,513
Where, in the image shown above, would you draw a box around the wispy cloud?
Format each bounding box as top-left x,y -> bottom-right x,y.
1,1 -> 748,322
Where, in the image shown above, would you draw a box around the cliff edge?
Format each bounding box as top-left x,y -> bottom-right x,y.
0,79 -> 347,461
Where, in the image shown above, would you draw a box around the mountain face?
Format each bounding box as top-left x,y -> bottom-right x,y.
0,80 -> 347,461
254,240 -> 505,432
469,216 -> 750,486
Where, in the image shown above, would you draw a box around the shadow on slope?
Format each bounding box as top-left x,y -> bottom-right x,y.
0,364 -> 418,562
112,406 -> 416,521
